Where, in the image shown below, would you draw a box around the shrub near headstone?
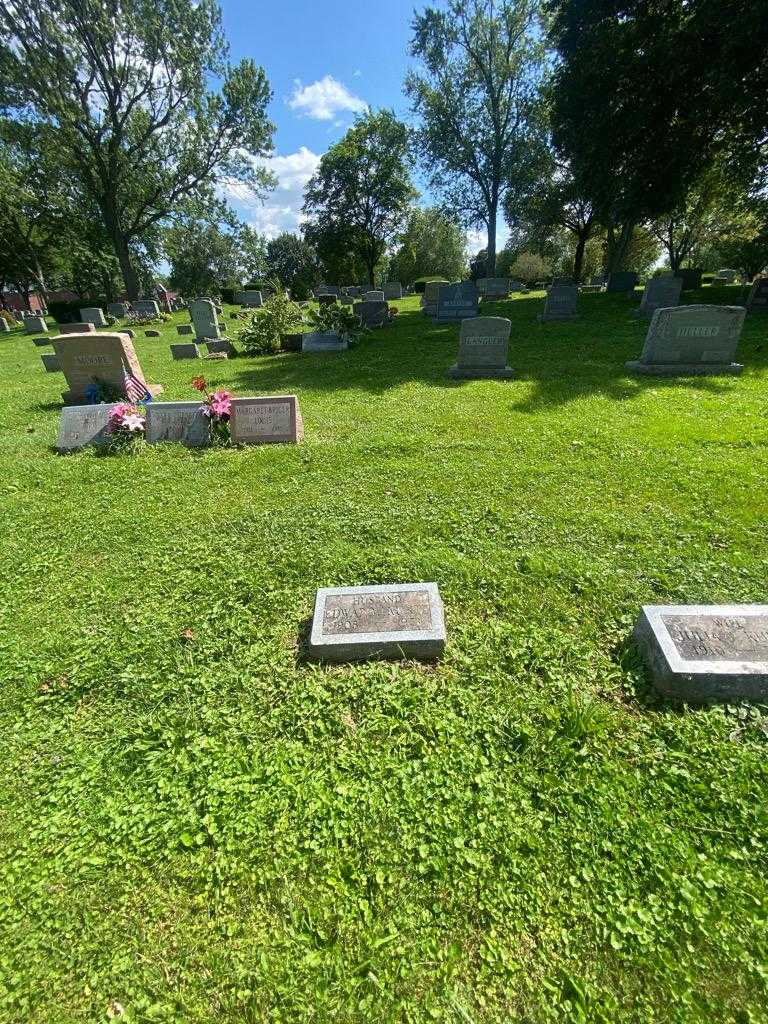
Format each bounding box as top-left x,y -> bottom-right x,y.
625,304 -> 746,376
52,331 -> 163,402
436,281 -> 479,322
746,277 -> 768,313
446,316 -> 513,379
538,284 -> 578,322
636,275 -> 683,318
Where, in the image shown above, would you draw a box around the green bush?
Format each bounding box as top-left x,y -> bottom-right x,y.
238,291 -> 305,355
307,302 -> 363,344
0,309 -> 17,326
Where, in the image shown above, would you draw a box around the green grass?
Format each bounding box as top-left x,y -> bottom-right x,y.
0,288 -> 767,1023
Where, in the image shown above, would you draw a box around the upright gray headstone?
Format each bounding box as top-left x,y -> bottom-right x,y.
107,302 -> 129,317
170,343 -> 200,360
606,271 -> 639,293
363,290 -> 385,302
308,582 -> 446,662
25,316 -> 47,334
242,290 -> 263,308
477,278 -> 511,298
134,299 -> 160,317
354,300 -> 389,328
41,353 -> 61,372
446,316 -> 513,379
626,304 -> 745,376
145,401 -> 210,447
714,269 -> 737,284
190,299 -> 221,341
421,280 -> 449,317
436,281 -> 479,322
746,277 -> 768,313
79,307 -> 107,327
637,275 -> 683,318
633,604 -> 768,703
383,282 -> 403,300
57,404 -> 118,451
539,284 -> 579,322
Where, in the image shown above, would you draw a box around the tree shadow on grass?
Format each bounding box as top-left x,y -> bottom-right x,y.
228,291 -> 768,411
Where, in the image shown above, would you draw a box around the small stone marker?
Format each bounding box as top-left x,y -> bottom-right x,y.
80,307 -> 107,327
230,395 -> 303,445
52,331 -> 162,402
363,290 -> 385,302
25,316 -> 47,334
746,277 -> 768,313
446,316 -> 513,379
302,332 -> 347,352
145,330 -> 160,337
308,582 -> 446,662
170,343 -> 200,360
176,324 -> 193,335
606,271 -> 639,293
678,268 -> 703,291
437,281 -> 479,322
354,300 -> 388,328
205,339 -> 235,356
145,401 -> 210,447
57,404 -> 117,451
633,604 -> 768,702
41,353 -> 60,372
32,336 -> 51,347
134,299 -> 161,317
421,280 -> 449,317
626,304 -> 745,376
190,298 -> 221,341
637,275 -> 683,317
383,282 -> 403,300
0,319 -> 10,333
107,302 -> 129,317
539,284 -> 579,322
60,322 -> 96,334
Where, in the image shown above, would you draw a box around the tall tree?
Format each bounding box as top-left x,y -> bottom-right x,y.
0,0 -> 275,297
303,110 -> 416,286
406,0 -> 547,277
389,207 -> 467,284
265,233 -> 319,299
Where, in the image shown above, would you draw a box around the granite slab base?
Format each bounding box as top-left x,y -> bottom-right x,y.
625,360 -> 743,377
633,604 -> 768,703
446,365 -> 514,379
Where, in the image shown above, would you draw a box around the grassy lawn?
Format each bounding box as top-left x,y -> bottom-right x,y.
0,288 -> 767,1023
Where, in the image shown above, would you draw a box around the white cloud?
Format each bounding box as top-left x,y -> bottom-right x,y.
287,75 -> 367,121
221,146 -> 322,240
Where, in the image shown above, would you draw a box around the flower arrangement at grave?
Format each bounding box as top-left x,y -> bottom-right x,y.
124,310 -> 169,327
107,402 -> 146,439
192,376 -> 233,443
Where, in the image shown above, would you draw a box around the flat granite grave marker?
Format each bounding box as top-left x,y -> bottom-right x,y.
308,582 -> 446,662
746,277 -> 768,313
626,304 -> 745,376
446,316 -> 513,379
60,322 -> 95,334
633,604 -> 768,702
25,316 -> 47,334
230,395 -> 303,445
606,271 -> 639,293
302,332 -> 348,352
170,343 -> 200,360
421,280 -> 449,317
437,281 -> 479,322
190,298 -> 221,340
176,324 -> 193,335
41,353 -> 60,372
32,336 -> 51,347
205,339 -> 235,356
52,331 -> 163,402
354,300 -> 388,328
57,403 -> 118,451
134,299 -> 160,317
145,401 -> 209,447
637,275 -> 683,317
80,307 -> 107,327
539,284 -> 578,321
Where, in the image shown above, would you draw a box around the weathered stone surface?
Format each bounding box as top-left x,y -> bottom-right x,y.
354,300 -> 389,328
746,277 -> 768,313
677,268 -> 703,290
170,343 -> 200,360
79,307 -> 107,327
52,331 -> 162,403
421,280 -> 449,317
60,322 -> 95,334
626,304 -> 745,376
446,316 -> 513,379
41,353 -> 60,372
606,271 -> 639,293
57,403 -> 117,451
176,324 -> 193,335
190,298 -> 221,340
308,582 -> 446,662
437,281 -> 479,322
539,285 -> 579,322
205,339 -> 236,356
363,290 -> 385,302
302,332 -> 347,352
107,302 -> 129,317
714,268 -> 737,283
637,275 -> 683,317
145,401 -> 209,447
633,604 -> 768,702
477,278 -> 511,298
230,395 -> 303,445
134,299 -> 160,317
25,316 -> 47,334
383,282 -> 403,300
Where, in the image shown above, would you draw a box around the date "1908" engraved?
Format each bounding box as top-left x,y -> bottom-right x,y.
663,615 -> 768,662
323,590 -> 433,635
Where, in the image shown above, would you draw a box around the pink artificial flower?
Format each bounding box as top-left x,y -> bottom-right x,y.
209,390 -> 232,418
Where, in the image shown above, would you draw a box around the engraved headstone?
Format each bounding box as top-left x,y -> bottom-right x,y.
52,331 -> 162,402
308,582 -> 446,662
446,316 -> 513,379
145,401 -> 209,447
170,343 -> 200,360
477,278 -> 511,298
107,302 -> 129,317
241,290 -> 263,308
633,604 -> 768,702
41,353 -> 60,372
354,300 -> 389,328
606,271 -> 639,293
25,316 -> 47,334
383,282 -> 403,300
301,332 -> 348,352
437,281 -> 479,322
316,285 -> 340,298
60,322 -> 95,334
57,403 -> 118,451
637,275 -> 683,317
190,298 -> 221,340
714,268 -> 737,284
205,339 -> 235,356
626,304 -> 745,376
677,268 -> 703,291
230,395 -> 303,445
79,307 -> 107,327
421,280 -> 449,317
539,284 -> 578,322
134,299 -> 160,317
363,290 -> 385,302
746,277 -> 768,313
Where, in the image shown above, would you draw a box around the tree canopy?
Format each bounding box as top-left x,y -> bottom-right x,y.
389,208 -> 467,284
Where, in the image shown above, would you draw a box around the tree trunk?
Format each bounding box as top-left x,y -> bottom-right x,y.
113,232 -> 141,299
486,196 -> 498,277
605,221 -> 635,273
573,230 -> 588,283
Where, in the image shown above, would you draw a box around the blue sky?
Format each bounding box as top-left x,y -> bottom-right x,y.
219,0 -> 501,254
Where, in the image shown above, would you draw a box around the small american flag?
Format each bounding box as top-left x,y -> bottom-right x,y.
124,372 -> 151,404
